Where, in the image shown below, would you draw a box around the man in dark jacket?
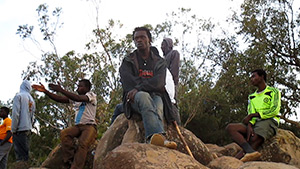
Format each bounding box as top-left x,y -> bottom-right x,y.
119,27 -> 176,149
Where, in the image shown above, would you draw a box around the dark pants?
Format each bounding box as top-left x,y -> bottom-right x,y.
110,103 -> 124,125
0,141 -> 12,169
13,131 -> 30,161
60,124 -> 97,169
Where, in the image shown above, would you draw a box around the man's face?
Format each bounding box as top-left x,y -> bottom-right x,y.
133,31 -> 150,50
161,41 -> 168,55
76,82 -> 88,95
0,109 -> 5,118
250,72 -> 263,86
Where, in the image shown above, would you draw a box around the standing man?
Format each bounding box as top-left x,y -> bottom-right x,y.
119,27 -> 177,148
32,79 -> 97,169
12,80 -> 36,168
226,69 -> 281,162
161,37 -> 181,125
0,107 -> 13,169
161,38 -> 180,88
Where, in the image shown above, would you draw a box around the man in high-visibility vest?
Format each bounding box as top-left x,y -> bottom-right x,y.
226,69 -> 281,162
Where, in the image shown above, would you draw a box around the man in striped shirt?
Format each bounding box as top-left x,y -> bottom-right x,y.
32,79 -> 97,169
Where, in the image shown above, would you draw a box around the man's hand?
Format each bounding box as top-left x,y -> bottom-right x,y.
126,89 -> 138,103
32,83 -> 47,92
242,113 -> 260,125
49,83 -> 63,92
246,123 -> 254,141
242,114 -> 253,125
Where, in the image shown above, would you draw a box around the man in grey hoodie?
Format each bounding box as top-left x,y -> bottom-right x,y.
161,38 -> 181,125
11,80 -> 36,166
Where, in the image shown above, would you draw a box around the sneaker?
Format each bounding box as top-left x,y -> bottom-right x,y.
240,151 -> 261,162
150,133 -> 177,149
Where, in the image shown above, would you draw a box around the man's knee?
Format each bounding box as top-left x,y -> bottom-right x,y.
135,91 -> 151,101
60,128 -> 70,141
225,123 -> 235,133
134,91 -> 153,107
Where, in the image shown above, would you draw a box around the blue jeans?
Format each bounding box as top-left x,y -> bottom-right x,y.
110,103 -> 124,125
13,131 -> 30,161
131,91 -> 164,139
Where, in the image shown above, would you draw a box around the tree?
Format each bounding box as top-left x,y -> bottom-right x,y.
234,0 -> 300,125
15,3 -> 133,166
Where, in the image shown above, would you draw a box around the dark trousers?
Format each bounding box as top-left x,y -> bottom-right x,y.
13,131 -> 30,161
60,124 -> 97,169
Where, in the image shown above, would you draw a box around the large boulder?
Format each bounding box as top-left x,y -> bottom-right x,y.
165,125 -> 215,165
239,161 -> 298,169
206,143 -> 242,158
101,143 -> 209,169
259,129 -> 300,168
40,141 -> 97,169
207,156 -> 243,169
206,129 -> 300,168
93,114 -> 215,169
93,114 -> 137,169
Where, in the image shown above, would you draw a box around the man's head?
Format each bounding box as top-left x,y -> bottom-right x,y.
161,38 -> 173,56
0,107 -> 9,118
20,80 -> 32,93
250,69 -> 267,86
76,79 -> 92,95
132,27 -> 152,51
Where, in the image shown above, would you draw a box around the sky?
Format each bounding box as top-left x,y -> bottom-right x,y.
0,0 -> 241,103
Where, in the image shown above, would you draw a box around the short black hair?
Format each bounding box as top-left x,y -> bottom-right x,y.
0,107 -> 10,115
252,69 -> 267,82
79,79 -> 92,91
132,27 -> 152,43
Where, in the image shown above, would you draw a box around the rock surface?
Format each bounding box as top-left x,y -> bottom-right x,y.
239,161 -> 299,169
39,114 -> 300,169
40,141 -> 97,169
206,143 -> 242,157
101,143 -> 209,169
207,156 -> 243,169
259,129 -> 300,168
93,114 -> 215,169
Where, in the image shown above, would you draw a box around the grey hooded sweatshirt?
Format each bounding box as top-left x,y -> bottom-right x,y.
162,38 -> 180,85
11,80 -> 36,133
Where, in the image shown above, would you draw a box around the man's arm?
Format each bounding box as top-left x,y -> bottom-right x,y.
0,131 -> 12,146
49,83 -> 89,102
119,57 -> 143,93
32,83 -> 69,103
169,50 -> 180,85
243,113 -> 260,125
11,95 -> 21,133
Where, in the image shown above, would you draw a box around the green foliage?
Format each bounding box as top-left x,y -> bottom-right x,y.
236,0 -> 300,117
13,3 -> 133,166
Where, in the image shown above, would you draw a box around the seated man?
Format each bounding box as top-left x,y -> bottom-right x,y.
226,69 -> 281,162
32,79 -> 97,169
119,27 -> 177,149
